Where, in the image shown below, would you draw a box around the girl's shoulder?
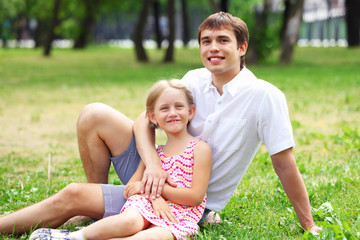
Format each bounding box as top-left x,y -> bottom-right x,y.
193,139 -> 212,157
192,139 -> 212,166
189,138 -> 210,149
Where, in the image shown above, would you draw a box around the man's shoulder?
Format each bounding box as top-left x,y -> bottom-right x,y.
182,68 -> 211,89
242,68 -> 284,96
182,68 -> 211,81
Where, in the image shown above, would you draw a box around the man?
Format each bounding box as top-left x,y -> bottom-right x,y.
0,12 -> 321,235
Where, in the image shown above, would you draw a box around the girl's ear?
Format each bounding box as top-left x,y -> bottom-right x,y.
188,104 -> 196,120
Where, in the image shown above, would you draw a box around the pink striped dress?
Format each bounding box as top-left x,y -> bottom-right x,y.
120,138 -> 206,240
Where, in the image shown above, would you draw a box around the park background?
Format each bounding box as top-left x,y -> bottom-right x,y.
0,0 -> 359,239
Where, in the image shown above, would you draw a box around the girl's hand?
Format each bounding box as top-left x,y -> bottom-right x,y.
124,181 -> 142,199
151,197 -> 179,224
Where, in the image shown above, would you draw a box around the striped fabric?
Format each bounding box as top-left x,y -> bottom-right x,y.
121,138 -> 206,239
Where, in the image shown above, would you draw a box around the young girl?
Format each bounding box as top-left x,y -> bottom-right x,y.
30,79 -> 212,240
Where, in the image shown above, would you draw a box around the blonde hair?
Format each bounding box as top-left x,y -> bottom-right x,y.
146,79 -> 194,128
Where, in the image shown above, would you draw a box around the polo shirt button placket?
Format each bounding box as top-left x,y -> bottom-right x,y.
216,100 -> 222,111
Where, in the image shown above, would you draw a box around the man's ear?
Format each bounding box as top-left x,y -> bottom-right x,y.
239,41 -> 248,56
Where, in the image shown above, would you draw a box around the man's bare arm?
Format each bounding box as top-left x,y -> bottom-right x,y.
271,147 -> 322,233
133,112 -> 174,199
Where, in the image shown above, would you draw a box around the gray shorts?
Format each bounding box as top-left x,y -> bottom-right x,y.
100,135 -> 141,218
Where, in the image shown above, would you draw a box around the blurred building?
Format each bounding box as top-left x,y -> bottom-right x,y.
299,0 -> 347,46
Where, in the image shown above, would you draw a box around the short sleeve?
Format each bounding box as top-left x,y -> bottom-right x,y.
257,87 -> 295,156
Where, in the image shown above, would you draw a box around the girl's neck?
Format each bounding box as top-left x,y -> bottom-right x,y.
163,131 -> 194,157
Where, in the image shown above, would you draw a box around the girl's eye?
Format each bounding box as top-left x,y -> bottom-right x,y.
176,104 -> 184,108
160,107 -> 168,111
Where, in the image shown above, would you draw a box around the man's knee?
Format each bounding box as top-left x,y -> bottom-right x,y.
77,103 -> 108,133
55,183 -> 84,211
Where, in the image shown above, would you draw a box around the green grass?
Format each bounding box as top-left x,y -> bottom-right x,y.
0,46 -> 359,239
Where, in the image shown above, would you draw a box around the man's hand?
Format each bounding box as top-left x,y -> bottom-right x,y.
151,196 -> 179,223
309,225 -> 323,234
140,165 -> 176,200
124,181 -> 142,199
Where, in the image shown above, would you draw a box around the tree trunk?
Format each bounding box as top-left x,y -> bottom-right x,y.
164,0 -> 175,62
247,0 -> 272,64
153,0 -> 163,49
73,0 -> 99,49
1,19 -> 11,48
220,0 -> 229,12
34,18 -> 47,48
181,0 -> 190,47
279,0 -> 304,64
43,0 -> 61,56
132,0 -> 151,62
345,0 -> 360,47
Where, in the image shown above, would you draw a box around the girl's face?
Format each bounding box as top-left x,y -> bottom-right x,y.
149,87 -> 195,135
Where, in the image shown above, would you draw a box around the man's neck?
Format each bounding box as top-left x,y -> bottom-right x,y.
211,69 -> 241,95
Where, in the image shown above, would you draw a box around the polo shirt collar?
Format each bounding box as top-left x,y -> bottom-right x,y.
203,77 -> 216,93
226,68 -> 246,96
203,67 -> 252,96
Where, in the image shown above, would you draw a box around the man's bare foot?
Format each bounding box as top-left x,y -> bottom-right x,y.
205,211 -> 221,224
62,215 -> 91,227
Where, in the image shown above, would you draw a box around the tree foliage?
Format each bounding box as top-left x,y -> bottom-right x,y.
230,0 -> 282,64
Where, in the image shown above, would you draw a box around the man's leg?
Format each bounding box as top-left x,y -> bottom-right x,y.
0,183 -> 104,235
77,103 -> 133,183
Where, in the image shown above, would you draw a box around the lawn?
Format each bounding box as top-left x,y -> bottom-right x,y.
0,46 -> 359,239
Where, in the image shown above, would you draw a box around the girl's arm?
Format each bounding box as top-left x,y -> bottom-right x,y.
161,141 -> 212,207
124,161 -> 145,199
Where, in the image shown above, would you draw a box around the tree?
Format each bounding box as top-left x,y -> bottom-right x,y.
153,0 -> 163,49
220,0 -> 229,12
279,0 -> 304,64
208,0 -> 228,12
23,0 -> 54,48
0,0 -> 26,47
345,0 -> 360,47
208,0 -> 220,12
247,0 -> 272,64
43,0 -> 61,56
73,0 -> 99,49
180,0 -> 190,47
132,0 -> 151,62
164,0 -> 175,62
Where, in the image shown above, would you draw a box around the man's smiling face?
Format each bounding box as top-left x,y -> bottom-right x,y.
199,28 -> 245,79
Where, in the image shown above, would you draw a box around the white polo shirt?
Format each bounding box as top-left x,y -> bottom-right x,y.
182,67 -> 295,212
